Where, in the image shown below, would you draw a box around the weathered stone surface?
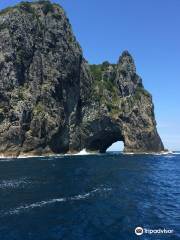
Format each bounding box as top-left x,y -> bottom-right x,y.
0,1 -> 164,156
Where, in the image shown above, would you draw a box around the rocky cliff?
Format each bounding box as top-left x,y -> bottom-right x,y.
0,1 -> 164,156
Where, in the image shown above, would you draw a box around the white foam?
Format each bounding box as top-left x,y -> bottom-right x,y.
0,159 -> 16,162
8,198 -> 66,215
163,155 -> 175,158
172,152 -> 180,155
0,154 -> 64,161
123,151 -> 175,156
71,193 -> 91,200
0,149 -> 98,160
153,151 -> 175,156
0,154 -> 16,160
18,155 -> 41,159
161,151 -> 173,155
123,152 -> 135,155
0,178 -> 30,189
0,154 -> 41,160
2,187 -> 112,216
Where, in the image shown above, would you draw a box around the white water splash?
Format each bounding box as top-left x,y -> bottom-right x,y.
75,149 -> 92,155
64,149 -> 96,156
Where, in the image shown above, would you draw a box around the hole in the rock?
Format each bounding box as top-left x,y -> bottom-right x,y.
106,141 -> 124,152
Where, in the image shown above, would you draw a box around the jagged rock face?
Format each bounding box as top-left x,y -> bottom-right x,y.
0,1 -> 164,156
83,56 -> 164,153
116,51 -> 143,96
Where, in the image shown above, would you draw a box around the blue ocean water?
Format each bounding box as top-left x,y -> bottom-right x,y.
0,153 -> 180,240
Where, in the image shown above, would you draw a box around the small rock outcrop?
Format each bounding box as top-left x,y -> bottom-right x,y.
0,1 -> 164,156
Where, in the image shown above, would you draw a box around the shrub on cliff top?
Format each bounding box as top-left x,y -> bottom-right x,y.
41,1 -> 54,15
19,2 -> 35,14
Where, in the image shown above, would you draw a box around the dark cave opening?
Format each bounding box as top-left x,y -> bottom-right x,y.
85,130 -> 125,153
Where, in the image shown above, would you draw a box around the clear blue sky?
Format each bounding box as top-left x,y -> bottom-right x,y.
0,0 -> 180,151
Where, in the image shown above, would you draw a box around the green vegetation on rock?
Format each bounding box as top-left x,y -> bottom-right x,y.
18,87 -> 26,100
19,2 -> 35,14
90,63 -> 120,116
134,86 -> 151,101
89,65 -> 102,82
33,102 -> 45,115
0,6 -> 15,16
